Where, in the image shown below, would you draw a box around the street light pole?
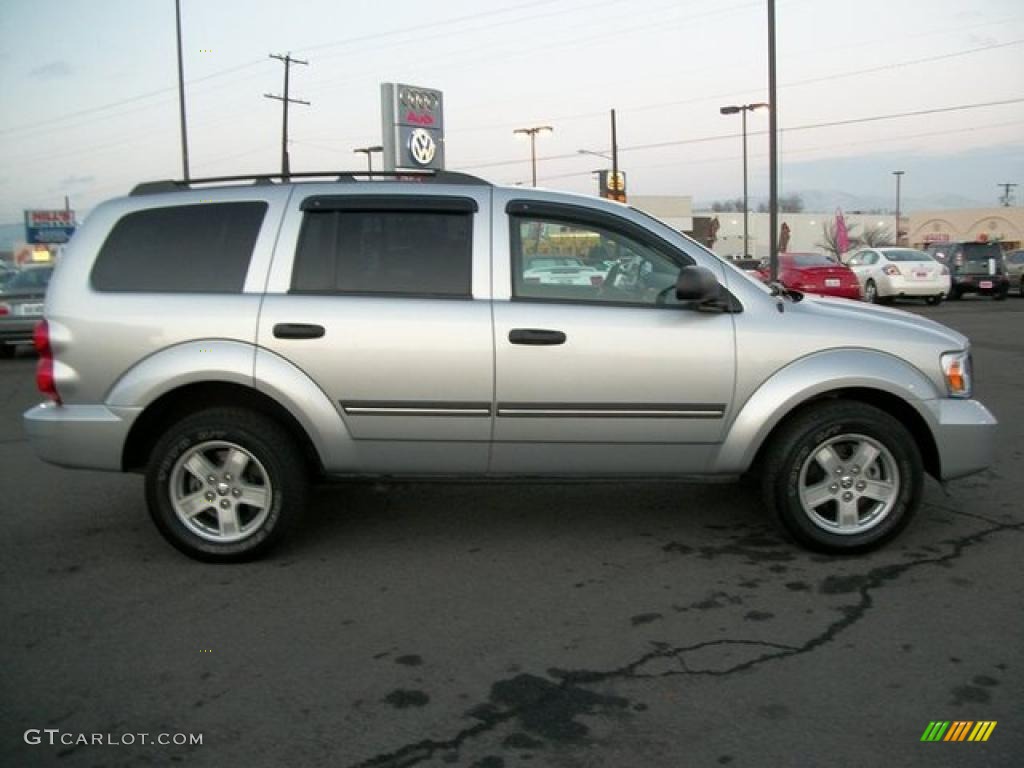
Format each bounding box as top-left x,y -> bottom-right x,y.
354,145 -> 383,173
893,170 -> 905,245
174,0 -> 190,181
513,125 -> 553,187
720,102 -> 769,258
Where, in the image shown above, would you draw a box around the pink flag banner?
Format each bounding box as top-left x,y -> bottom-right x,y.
835,208 -> 849,255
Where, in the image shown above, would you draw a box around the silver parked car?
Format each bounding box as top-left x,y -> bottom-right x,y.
24,171 -> 997,561
1005,249 -> 1024,296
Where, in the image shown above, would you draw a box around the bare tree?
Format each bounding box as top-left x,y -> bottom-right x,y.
757,194 -> 804,213
816,219 -> 861,259
859,225 -> 895,248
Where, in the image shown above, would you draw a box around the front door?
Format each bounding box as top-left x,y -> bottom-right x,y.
490,196 -> 736,475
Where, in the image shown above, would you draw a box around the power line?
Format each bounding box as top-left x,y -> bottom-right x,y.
455,97 -> 1024,171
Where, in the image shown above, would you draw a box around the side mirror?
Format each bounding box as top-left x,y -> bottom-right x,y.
675,265 -> 720,302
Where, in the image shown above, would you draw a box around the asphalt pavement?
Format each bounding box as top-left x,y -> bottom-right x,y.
1,298 -> 1022,768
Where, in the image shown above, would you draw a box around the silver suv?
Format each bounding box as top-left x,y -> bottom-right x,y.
24,171 -> 997,561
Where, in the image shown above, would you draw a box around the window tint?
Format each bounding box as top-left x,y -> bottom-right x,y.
92,202 -> 266,292
292,210 -> 472,297
512,216 -> 689,306
880,249 -> 931,262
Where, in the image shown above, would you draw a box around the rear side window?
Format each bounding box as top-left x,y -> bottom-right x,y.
291,207 -> 473,297
92,202 -> 267,292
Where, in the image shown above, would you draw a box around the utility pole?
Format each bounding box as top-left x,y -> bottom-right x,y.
512,125 -> 553,187
175,0 -> 190,181
893,171 -> 905,245
997,182 -> 1018,207
610,109 -> 618,198
767,0 -> 779,281
264,53 -> 309,178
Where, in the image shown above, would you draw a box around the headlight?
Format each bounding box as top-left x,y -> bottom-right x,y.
941,350 -> 972,398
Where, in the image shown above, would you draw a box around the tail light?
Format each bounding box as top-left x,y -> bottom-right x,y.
590,275 -> 604,286
0,303 -> 9,316
883,265 -> 901,276
34,320 -> 61,404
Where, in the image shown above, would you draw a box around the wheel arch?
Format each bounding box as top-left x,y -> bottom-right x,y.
714,350 -> 943,480
747,387 -> 941,481
122,381 -> 324,475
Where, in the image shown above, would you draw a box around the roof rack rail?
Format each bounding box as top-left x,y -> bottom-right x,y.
131,169 -> 490,195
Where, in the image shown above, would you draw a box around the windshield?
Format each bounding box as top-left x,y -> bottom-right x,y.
880,249 -> 930,262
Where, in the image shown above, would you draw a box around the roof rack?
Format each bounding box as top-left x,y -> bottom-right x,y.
131,170 -> 490,196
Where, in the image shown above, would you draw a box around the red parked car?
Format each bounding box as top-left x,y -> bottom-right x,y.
757,252 -> 861,300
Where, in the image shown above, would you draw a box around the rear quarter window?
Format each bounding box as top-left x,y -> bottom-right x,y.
91,202 -> 267,292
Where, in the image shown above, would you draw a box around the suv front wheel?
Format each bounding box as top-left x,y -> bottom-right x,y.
762,401 -> 923,552
145,408 -> 307,562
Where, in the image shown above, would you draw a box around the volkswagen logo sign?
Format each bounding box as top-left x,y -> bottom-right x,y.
408,129 -> 436,166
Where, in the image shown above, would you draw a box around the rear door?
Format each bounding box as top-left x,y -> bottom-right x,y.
257,184 -> 493,474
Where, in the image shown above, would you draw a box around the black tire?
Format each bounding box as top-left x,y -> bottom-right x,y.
0,343 -> 14,359
864,280 -> 878,304
949,287 -> 962,300
145,408 -> 308,562
1019,278 -> 1024,297
993,286 -> 1008,301
760,401 -> 923,553
924,295 -> 942,306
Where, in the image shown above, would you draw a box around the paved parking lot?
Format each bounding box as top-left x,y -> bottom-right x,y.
1,298 -> 1022,768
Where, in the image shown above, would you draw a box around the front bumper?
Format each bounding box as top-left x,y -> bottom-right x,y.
926,398 -> 998,480
23,402 -> 141,471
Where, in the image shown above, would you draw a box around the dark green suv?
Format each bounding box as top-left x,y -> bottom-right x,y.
925,241 -> 1009,300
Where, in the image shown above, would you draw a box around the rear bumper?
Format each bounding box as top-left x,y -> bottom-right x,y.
952,276 -> 1009,294
0,319 -> 38,344
23,403 -> 140,471
926,398 -> 998,480
880,275 -> 950,297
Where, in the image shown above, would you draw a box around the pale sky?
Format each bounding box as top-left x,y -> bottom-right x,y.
1,0 -> 1022,223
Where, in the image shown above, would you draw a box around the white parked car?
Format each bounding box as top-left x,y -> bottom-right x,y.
845,247 -> 951,305
522,256 -> 606,287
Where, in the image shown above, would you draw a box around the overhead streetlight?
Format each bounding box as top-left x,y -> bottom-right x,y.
513,125 -> 554,187
720,102 -> 770,259
354,145 -> 383,173
893,171 -> 905,245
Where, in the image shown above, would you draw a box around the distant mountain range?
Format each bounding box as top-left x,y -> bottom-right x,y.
696,189 -> 992,214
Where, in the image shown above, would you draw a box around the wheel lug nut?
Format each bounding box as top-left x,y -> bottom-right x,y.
207,475 -> 216,484
842,491 -> 854,502
856,481 -> 866,491
835,467 -> 843,475
205,491 -> 215,501
219,499 -> 230,509
851,466 -> 860,475
232,488 -> 241,497
224,473 -> 232,482
829,483 -> 839,493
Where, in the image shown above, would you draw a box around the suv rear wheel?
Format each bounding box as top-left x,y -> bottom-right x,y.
762,401 -> 923,552
145,408 -> 307,562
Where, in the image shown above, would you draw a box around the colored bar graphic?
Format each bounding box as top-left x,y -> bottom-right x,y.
968,721 -> 997,742
921,721 -> 950,741
944,721 -> 972,741
921,720 -> 996,742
